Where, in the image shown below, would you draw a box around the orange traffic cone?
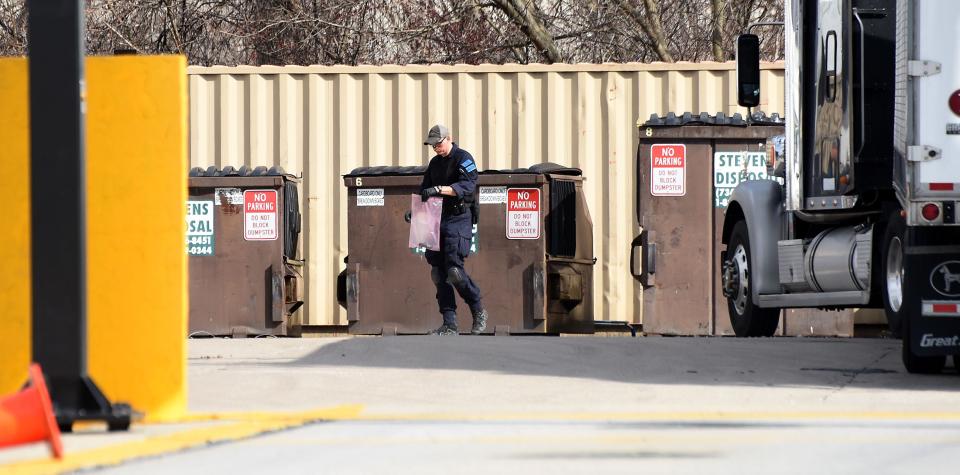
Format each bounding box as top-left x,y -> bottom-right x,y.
0,364 -> 63,459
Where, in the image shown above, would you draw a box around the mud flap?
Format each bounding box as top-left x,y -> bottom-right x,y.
904,244 -> 960,357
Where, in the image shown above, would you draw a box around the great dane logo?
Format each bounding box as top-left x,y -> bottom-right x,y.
930,261 -> 960,297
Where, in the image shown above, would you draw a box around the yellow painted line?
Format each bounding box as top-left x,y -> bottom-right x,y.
153,407 -> 365,424
6,407 -> 960,474
2,405 -> 363,475
351,410 -> 960,423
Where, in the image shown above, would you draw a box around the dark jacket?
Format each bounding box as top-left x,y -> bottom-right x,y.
421,144 -> 479,219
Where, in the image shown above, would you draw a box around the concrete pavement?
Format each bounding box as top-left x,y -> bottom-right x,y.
3,335 -> 959,473
188,335 -> 958,415
102,418 -> 960,475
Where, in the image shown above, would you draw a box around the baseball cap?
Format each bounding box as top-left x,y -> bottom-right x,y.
424,124 -> 450,146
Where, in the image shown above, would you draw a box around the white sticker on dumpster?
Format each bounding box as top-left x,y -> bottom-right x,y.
506,188 -> 540,239
479,186 -> 507,204
214,187 -> 243,205
186,200 -> 215,256
244,190 -> 278,241
650,144 -> 686,196
357,188 -> 384,207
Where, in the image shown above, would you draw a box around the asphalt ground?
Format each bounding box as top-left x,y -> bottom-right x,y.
3,335 -> 960,473
101,418 -> 960,475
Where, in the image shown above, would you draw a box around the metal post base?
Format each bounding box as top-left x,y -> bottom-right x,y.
50,375 -> 133,433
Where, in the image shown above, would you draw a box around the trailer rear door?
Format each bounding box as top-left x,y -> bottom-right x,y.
911,1 -> 960,194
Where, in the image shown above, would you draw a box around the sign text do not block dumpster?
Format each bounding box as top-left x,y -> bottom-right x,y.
506,188 -> 540,239
244,189 -> 278,241
650,144 -> 686,196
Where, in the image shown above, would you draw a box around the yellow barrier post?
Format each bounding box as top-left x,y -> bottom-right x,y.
0,55 -> 188,424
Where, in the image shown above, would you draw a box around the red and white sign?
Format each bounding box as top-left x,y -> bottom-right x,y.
650,144 -> 686,196
506,188 -> 540,239
244,189 -> 278,241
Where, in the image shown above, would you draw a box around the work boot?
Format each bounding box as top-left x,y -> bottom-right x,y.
471,309 -> 488,335
430,324 -> 459,336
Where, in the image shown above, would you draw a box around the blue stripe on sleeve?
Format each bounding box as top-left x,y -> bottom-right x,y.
465,164 -> 477,172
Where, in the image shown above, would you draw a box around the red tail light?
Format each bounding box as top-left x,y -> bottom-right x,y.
933,303 -> 958,313
929,183 -> 955,191
922,203 -> 941,221
950,90 -> 960,117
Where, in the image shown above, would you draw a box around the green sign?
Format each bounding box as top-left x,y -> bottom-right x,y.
186,200 -> 215,256
469,223 -> 479,253
713,152 -> 773,209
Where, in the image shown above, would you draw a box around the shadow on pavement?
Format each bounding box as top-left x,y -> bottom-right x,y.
275,336 -> 960,390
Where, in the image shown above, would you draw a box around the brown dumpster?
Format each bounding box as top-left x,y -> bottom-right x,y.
337,164 -> 595,335
187,166 -> 304,337
632,112 -> 854,336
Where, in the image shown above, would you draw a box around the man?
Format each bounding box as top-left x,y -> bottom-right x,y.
420,124 -> 488,335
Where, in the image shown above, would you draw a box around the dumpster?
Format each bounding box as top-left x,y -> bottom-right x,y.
187,166 -> 303,337
632,112 -> 855,336
337,164 -> 595,335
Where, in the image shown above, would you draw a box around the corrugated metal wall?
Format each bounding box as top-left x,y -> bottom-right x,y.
188,62 -> 785,327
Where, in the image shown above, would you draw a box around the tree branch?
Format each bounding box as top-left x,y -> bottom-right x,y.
710,0 -> 727,61
616,0 -> 674,62
489,0 -> 562,63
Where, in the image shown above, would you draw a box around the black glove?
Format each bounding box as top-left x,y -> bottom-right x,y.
421,185 -> 442,202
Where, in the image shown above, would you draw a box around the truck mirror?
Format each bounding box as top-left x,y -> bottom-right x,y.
736,34 -> 761,107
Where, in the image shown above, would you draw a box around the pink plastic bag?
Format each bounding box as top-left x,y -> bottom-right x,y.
409,195 -> 443,251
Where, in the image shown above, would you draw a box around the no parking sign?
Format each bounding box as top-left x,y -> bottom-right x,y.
650,144 -> 686,196
506,188 -> 540,239
244,189 -> 278,241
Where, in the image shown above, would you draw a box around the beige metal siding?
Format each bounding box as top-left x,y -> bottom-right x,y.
188,62 -> 785,326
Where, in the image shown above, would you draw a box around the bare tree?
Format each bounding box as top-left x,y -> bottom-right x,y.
616,0 -> 673,62
0,0 -> 784,66
0,0 -> 26,56
487,0 -> 561,63
710,0 -> 727,61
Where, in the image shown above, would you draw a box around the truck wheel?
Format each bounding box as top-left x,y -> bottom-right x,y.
881,210 -> 905,337
886,209 -> 948,374
724,220 -> 780,337
901,318 -> 947,374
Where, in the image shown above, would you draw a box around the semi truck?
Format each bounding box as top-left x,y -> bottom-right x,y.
724,0 -> 960,373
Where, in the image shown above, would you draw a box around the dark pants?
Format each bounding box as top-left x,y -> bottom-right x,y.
425,212 -> 482,327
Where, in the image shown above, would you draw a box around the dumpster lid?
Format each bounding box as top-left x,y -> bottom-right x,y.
482,163 -> 581,176
190,165 -> 296,179
344,166 -> 427,177
642,111 -> 784,127
345,162 -> 581,177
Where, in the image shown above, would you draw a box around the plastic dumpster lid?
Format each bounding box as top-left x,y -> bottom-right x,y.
483,162 -> 581,176
344,166 -> 427,177
345,162 -> 581,177
642,111 -> 783,127
189,165 -> 292,178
